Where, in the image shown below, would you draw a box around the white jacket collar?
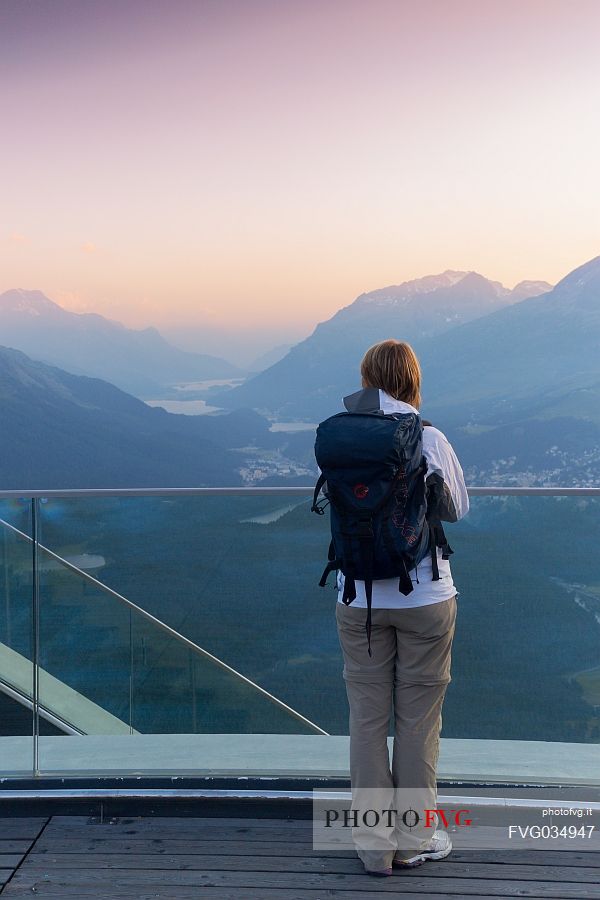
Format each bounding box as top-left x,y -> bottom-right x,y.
378,391 -> 419,416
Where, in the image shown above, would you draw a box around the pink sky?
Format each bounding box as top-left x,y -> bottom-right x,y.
1,0 -> 599,337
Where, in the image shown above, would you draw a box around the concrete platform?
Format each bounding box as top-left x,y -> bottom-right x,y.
1,735 -> 599,785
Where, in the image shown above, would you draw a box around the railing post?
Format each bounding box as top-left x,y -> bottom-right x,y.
31,497 -> 40,777
2,526 -> 11,648
129,608 -> 134,735
190,649 -> 198,734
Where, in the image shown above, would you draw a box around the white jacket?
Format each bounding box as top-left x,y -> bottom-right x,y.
336,389 -> 469,608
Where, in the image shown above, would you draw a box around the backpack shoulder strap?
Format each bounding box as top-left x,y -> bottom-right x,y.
311,472 -> 327,515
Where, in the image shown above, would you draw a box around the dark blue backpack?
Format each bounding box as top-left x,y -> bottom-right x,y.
311,408 -> 453,657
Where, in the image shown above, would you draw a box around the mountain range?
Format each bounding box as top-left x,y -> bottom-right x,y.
213,257 -> 600,486
0,345 -> 276,488
421,256 -> 600,425
0,289 -> 243,398
214,270 -> 552,420
419,256 -> 600,485
2,255 -> 599,488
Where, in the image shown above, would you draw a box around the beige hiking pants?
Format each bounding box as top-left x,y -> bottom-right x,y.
335,594 -> 457,871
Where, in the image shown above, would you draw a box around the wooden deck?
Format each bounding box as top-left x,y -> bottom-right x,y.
1,814 -> 600,898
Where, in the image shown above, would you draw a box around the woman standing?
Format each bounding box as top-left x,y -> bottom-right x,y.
334,339 -> 469,877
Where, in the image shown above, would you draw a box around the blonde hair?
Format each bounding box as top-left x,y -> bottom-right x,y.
360,339 -> 422,409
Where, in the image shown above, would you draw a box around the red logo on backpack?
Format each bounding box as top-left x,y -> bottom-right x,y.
353,483 -> 369,499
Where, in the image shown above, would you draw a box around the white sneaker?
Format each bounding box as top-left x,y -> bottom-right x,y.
393,830 -> 453,868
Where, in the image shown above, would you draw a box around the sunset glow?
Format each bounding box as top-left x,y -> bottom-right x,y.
2,0 -> 599,341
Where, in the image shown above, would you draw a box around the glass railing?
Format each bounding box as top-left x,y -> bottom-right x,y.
1,488 -> 599,783
0,500 -> 34,775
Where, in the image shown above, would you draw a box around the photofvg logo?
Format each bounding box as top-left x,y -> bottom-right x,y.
312,788 -> 472,852
324,807 -> 472,829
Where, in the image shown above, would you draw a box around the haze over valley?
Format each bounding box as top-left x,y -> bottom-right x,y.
2,255 -> 598,488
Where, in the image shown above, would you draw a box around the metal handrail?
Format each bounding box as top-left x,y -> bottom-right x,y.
0,486 -> 599,498
0,678 -> 82,736
0,517 -> 329,736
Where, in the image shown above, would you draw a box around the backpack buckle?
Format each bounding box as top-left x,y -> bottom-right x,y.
356,517 -> 374,536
